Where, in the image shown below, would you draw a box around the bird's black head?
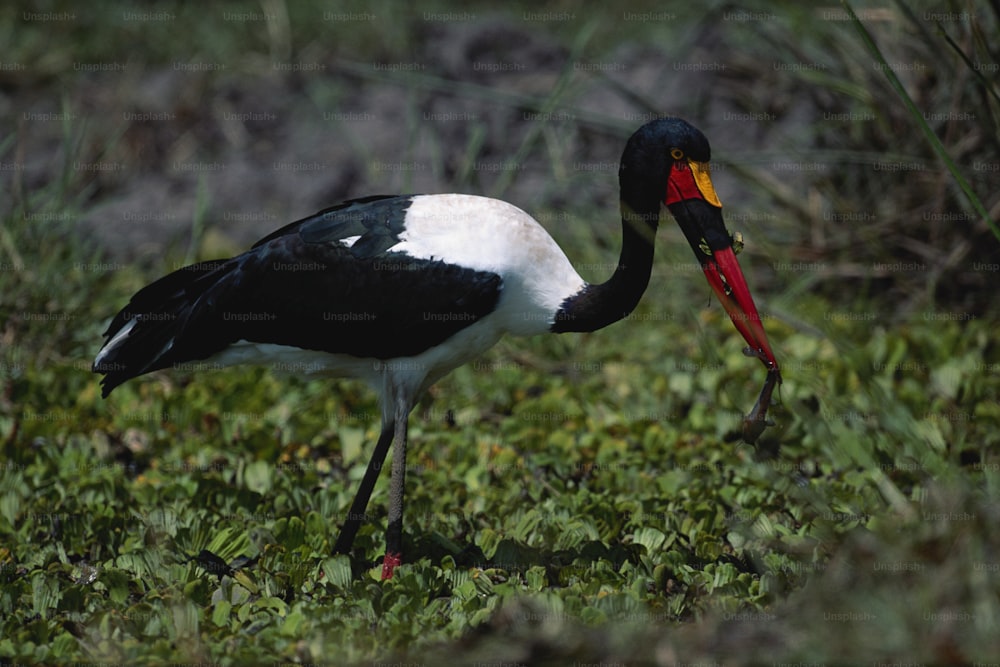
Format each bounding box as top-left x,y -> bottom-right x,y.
627,117 -> 713,163
619,117 -> 720,223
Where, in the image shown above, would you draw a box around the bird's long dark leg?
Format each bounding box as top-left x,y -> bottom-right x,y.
333,419 -> 394,555
382,392 -> 410,580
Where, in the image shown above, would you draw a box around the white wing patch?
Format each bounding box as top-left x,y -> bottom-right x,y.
94,318 -> 136,368
398,194 -> 585,336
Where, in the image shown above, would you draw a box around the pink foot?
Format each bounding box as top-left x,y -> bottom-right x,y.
381,552 -> 402,580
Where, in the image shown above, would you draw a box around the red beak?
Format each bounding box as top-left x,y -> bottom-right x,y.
665,158 -> 780,380
702,246 -> 780,377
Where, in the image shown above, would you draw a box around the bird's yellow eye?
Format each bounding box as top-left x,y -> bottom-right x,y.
670,148 -> 684,160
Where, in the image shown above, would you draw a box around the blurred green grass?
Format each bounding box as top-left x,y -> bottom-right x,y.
2,1 -> 1000,664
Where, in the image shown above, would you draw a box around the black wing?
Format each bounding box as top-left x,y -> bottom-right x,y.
94,195 -> 503,396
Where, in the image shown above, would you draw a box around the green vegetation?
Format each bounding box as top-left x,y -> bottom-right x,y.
2,1 -> 998,664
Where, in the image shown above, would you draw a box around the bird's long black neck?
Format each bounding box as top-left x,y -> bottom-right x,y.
552,198 -> 660,333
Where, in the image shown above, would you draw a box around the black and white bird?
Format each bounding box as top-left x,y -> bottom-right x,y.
94,117 -> 780,579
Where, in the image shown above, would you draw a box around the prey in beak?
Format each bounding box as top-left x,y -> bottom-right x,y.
665,154 -> 781,442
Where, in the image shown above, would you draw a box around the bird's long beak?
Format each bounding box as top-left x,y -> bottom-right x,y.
666,159 -> 780,379
701,244 -> 780,375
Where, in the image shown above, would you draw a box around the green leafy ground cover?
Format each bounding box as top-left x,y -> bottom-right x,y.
2,1 -> 999,664
4,297 -> 999,663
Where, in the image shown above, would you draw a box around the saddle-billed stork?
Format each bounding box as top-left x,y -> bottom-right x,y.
94,117 -> 780,579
